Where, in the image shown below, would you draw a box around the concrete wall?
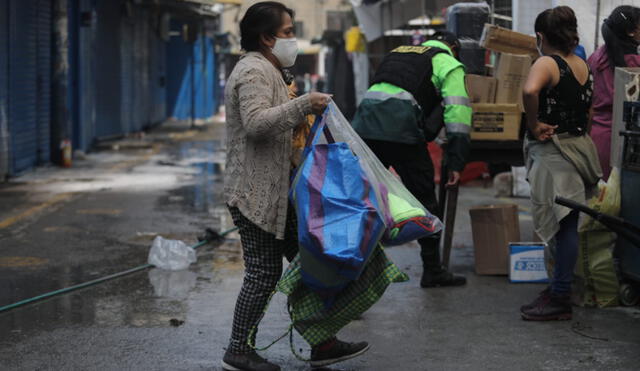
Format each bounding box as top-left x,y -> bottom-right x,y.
514,0 -> 640,56
222,0 -> 348,46
555,0 -> 598,55
512,0 -> 551,35
559,0 -> 640,56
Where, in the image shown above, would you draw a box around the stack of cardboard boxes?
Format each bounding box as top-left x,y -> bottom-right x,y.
465,25 -> 549,280
464,24 -> 538,141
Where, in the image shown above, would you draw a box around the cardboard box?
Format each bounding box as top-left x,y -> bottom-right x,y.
495,53 -> 532,108
509,243 -> 549,283
480,23 -> 538,58
470,204 -> 520,275
471,104 -> 522,141
466,74 -> 497,103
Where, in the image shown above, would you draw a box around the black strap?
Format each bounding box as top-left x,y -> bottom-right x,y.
550,55 -> 568,71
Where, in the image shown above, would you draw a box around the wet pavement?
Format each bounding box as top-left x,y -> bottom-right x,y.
1,120 -> 640,370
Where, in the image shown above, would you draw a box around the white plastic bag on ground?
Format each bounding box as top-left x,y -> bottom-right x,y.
511,166 -> 530,198
147,236 -> 196,271
493,171 -> 513,197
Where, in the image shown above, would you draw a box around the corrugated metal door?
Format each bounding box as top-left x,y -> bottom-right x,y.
8,0 -> 38,174
0,0 -> 9,178
69,0 -> 80,150
120,13 -> 134,134
194,35 -> 206,120
141,10 -> 152,129
196,34 -> 215,120
75,0 -> 97,152
205,36 -> 216,118
195,34 -> 216,120
167,19 -> 193,120
132,8 -> 150,131
94,0 -> 122,139
150,29 -> 167,125
36,0 -> 52,164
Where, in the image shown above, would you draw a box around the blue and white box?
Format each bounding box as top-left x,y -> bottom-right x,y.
509,243 -> 549,283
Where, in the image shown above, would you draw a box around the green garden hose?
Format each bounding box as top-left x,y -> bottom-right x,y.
0,227 -> 238,313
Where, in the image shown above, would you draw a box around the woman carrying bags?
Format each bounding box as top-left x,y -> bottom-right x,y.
222,2 -> 368,370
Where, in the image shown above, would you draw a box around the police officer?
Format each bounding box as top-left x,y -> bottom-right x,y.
351,31 -> 471,288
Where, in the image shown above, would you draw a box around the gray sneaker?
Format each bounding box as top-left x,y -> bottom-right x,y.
221,350 -> 280,371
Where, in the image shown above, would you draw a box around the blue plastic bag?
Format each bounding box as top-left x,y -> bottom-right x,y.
291,111 -> 385,300
290,103 -> 442,302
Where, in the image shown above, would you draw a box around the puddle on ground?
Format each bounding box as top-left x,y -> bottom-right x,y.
0,240 -> 242,340
0,256 -> 49,268
148,269 -> 197,299
0,137 -> 243,341
158,139 -> 233,233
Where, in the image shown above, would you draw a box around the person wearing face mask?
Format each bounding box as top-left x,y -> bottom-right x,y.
521,6 -> 602,321
588,6 -> 640,181
351,31 -> 471,289
222,2 -> 367,370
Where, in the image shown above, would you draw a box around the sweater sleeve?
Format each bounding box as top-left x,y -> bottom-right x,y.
237,66 -> 313,137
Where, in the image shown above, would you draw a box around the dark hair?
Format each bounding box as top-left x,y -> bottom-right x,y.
534,6 -> 579,55
429,31 -> 460,53
240,1 -> 294,52
602,6 -> 640,68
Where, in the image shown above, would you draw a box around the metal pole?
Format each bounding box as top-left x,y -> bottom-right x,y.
191,35 -> 196,128
595,0 -> 601,51
52,0 -> 71,166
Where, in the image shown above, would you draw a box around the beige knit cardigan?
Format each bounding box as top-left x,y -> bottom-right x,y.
224,52 -> 312,239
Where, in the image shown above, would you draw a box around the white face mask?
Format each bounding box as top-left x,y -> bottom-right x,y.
272,37 -> 298,68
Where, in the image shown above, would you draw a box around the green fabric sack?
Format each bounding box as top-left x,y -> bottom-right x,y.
575,169 -> 621,308
277,245 -> 408,347
575,231 -> 619,307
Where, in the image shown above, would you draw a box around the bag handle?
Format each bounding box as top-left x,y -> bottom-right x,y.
304,107 -> 335,150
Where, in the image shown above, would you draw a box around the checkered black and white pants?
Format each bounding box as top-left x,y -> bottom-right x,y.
227,205 -> 298,354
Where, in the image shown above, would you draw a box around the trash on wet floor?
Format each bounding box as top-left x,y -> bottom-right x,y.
147,236 -> 196,271
169,318 -> 185,327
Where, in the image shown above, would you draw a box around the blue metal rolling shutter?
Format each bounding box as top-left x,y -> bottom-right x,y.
205,36 -> 216,118
167,19 -> 193,120
0,0 -> 9,178
120,15 -> 134,134
194,35 -> 205,119
150,29 -> 167,125
68,0 -> 80,150
94,0 -> 122,138
193,33 -> 215,120
36,0 -> 52,164
75,0 -> 97,151
8,0 -> 38,174
132,8 -> 149,131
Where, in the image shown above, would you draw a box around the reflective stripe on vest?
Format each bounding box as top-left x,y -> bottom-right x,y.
443,96 -> 471,107
363,90 -> 418,105
446,122 -> 472,134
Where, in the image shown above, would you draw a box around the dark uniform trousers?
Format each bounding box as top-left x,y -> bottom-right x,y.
364,139 -> 443,270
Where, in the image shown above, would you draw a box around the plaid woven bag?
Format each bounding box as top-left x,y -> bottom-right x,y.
248,245 -> 408,358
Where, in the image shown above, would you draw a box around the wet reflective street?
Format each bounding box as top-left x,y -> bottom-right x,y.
1,121 -> 640,370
